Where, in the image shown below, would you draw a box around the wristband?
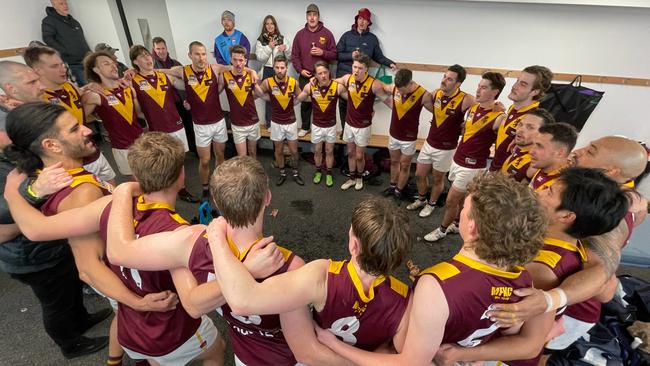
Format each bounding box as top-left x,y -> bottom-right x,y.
26,184 -> 40,199
544,288 -> 568,313
18,178 -> 48,207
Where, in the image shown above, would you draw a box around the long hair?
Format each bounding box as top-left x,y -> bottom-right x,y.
257,15 -> 283,45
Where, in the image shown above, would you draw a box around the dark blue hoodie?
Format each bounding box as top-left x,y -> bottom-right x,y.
336,25 -> 394,77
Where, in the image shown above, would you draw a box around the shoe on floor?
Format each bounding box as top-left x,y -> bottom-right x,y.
354,178 -> 363,191
446,222 -> 460,234
406,199 -> 427,211
325,174 -> 333,187
81,308 -> 113,334
313,172 -> 322,184
382,186 -> 396,197
178,189 -> 199,203
298,129 -> 309,137
292,172 -> 305,186
276,173 -> 287,186
424,227 -> 447,242
418,204 -> 435,218
341,179 -> 356,190
61,336 -> 109,359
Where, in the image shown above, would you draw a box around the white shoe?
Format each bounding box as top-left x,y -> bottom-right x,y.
341,179 -> 356,190
354,178 -> 363,191
418,204 -> 435,218
446,222 -> 460,234
406,199 -> 426,211
424,228 -> 447,242
298,129 -> 309,137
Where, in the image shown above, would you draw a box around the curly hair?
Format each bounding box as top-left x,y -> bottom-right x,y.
466,172 -> 547,269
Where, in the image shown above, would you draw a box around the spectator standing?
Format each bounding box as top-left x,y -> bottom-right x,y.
41,0 -> 91,86
336,8 -> 396,131
292,4 -> 337,137
214,10 -> 251,65
255,15 -> 291,127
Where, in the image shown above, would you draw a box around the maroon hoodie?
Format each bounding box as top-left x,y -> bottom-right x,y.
291,21 -> 337,74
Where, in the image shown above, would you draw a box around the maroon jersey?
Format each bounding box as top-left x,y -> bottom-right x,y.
132,72 -> 183,133
418,254 -> 533,346
501,146 -> 532,183
389,85 -> 426,142
529,167 -> 563,192
267,76 -> 297,125
188,233 -> 298,365
623,211 -> 634,246
310,81 -> 339,128
426,89 -> 467,150
97,197 -> 201,356
223,71 -> 259,127
345,75 -> 376,128
453,105 -> 503,169
183,65 -> 224,124
94,86 -> 143,149
313,260 -> 410,351
41,168 -> 112,216
490,102 -> 539,171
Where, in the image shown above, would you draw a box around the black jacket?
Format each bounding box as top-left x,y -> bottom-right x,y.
336,26 -> 394,77
41,6 -> 91,64
0,156 -> 69,274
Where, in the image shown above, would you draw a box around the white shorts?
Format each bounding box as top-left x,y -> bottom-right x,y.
343,123 -> 370,147
388,136 -> 416,156
123,315 -> 219,365
417,142 -> 455,172
448,161 -> 484,192
231,123 -> 261,144
193,119 -> 228,148
168,128 -> 190,152
111,148 -> 132,176
270,121 -> 299,142
311,125 -> 337,144
84,152 -> 116,182
234,354 -> 305,366
546,315 -> 595,350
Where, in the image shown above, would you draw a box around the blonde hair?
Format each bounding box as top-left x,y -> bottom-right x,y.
127,132 -> 185,193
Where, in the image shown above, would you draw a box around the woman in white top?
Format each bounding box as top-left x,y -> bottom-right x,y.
255,15 -> 291,126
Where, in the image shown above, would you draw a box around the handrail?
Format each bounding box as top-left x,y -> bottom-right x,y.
0,47 -> 26,59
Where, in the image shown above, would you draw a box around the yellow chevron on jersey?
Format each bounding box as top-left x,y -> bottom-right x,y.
184,65 -> 212,102
501,146 -> 532,174
454,254 -> 524,279
496,101 -> 539,148
267,76 -> 296,110
347,260 -> 386,303
311,81 -> 338,113
103,87 -> 135,124
223,71 -> 253,107
535,250 -> 563,268
348,75 -> 375,109
394,85 -> 425,120
43,82 -> 84,124
133,71 -> 169,109
433,89 -> 466,127
462,104 -> 503,143
60,167 -> 113,192
420,262 -> 461,281
530,167 -> 563,192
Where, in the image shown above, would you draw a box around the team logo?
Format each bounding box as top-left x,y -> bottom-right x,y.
450,101 -> 456,108
319,36 -> 326,45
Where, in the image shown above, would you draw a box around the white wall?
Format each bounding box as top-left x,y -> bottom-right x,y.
163,0 -> 650,144
121,0 -> 177,60
0,0 -> 51,63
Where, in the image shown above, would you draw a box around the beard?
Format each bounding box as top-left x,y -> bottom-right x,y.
61,138 -> 96,160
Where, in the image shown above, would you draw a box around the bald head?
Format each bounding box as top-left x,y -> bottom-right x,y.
573,136 -> 647,183
0,61 -> 44,103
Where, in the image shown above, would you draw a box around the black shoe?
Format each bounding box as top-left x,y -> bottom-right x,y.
62,336 -> 109,359
276,174 -> 287,186
179,189 -> 200,203
81,308 -> 113,334
292,172 -> 305,186
382,186 -> 396,197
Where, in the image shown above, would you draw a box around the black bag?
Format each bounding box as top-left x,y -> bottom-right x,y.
540,76 -> 604,131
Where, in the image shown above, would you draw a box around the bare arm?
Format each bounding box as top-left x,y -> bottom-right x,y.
372,80 -> 389,98
158,65 -> 184,79
294,86 -> 311,104
255,79 -> 270,101
207,217 -> 328,315
422,91 -> 434,113
461,94 -> 476,112
318,275 -> 447,366
281,306 -> 355,366
171,267 -> 225,318
81,90 -> 101,115
492,114 -> 507,131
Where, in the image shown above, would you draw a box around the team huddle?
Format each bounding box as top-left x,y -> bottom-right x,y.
0,3 -> 648,366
